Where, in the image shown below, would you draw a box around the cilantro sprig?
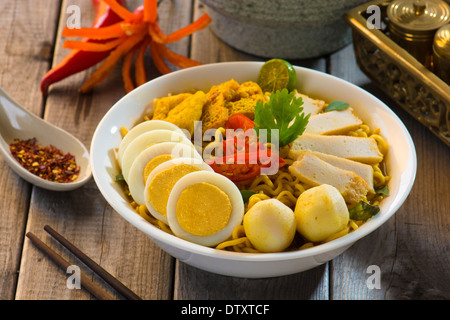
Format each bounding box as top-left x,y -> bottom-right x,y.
253,89 -> 310,147
240,190 -> 257,203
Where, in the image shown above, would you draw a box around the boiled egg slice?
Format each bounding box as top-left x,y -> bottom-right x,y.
127,142 -> 202,205
166,171 -> 245,247
121,129 -> 193,182
144,157 -> 213,224
117,120 -> 186,168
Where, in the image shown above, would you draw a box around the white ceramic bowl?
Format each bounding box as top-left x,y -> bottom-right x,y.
90,62 -> 416,278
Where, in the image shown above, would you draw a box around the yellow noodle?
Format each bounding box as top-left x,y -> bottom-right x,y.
237,238 -> 257,252
349,220 -> 359,231
157,220 -> 173,234
203,140 -> 222,160
232,245 -> 243,252
231,225 -> 245,239
247,193 -> 271,209
276,190 -> 298,206
373,171 -> 387,187
324,226 -> 350,242
202,127 -> 227,161
360,124 -> 371,134
215,237 -> 248,250
249,175 -> 275,189
250,183 -> 285,196
284,158 -> 295,165
120,126 -> 129,138
370,133 -> 388,155
299,242 -> 314,250
358,130 -> 368,137
274,171 -> 295,184
294,183 -> 306,195
282,183 -> 295,194
130,200 -> 138,209
138,204 -> 150,219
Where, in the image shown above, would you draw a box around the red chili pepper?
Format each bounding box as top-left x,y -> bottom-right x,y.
40,0 -> 127,95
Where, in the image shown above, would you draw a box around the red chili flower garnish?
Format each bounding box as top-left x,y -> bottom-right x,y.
40,0 -> 127,95
41,0 -> 212,95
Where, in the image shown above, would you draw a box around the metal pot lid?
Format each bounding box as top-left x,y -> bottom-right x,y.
434,23 -> 450,57
387,0 -> 450,34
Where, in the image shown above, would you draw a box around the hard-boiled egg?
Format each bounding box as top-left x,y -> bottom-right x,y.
117,120 -> 187,168
166,171 -> 244,247
294,184 -> 349,242
121,129 -> 193,182
243,199 -> 296,252
144,158 -> 213,224
127,142 -> 202,205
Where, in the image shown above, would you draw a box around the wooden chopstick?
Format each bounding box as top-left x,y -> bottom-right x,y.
26,232 -> 115,300
43,225 -> 142,300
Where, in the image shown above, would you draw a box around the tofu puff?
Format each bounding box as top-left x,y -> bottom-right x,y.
201,79 -> 266,132
151,79 -> 266,135
152,91 -> 206,136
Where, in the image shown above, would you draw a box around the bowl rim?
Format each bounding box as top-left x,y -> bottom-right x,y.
91,61 -> 417,263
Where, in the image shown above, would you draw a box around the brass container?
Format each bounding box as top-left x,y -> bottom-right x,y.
433,23 -> 450,84
387,0 -> 450,68
344,0 -> 450,147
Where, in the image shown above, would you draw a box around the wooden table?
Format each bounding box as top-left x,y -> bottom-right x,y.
1,0 -> 449,301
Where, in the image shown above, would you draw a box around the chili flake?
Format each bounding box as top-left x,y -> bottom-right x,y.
9,138 -> 80,183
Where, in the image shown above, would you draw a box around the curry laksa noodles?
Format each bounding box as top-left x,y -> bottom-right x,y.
114,78 -> 390,253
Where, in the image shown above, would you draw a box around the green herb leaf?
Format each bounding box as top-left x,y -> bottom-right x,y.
240,190 -> 257,203
349,201 -> 380,221
375,185 -> 389,195
115,173 -> 125,181
325,101 -> 350,112
253,88 -> 310,147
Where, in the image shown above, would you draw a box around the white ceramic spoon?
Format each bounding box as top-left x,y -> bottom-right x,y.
0,86 -> 92,191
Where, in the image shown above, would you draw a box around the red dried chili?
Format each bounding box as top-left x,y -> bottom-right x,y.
9,138 -> 80,183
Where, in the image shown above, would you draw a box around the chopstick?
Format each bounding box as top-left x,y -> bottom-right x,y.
26,232 -> 115,300
26,226 -> 142,300
43,225 -> 142,300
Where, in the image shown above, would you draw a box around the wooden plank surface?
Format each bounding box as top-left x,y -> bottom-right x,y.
0,0 -> 449,301
14,0 -> 193,300
0,0 -> 61,300
328,44 -> 450,300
